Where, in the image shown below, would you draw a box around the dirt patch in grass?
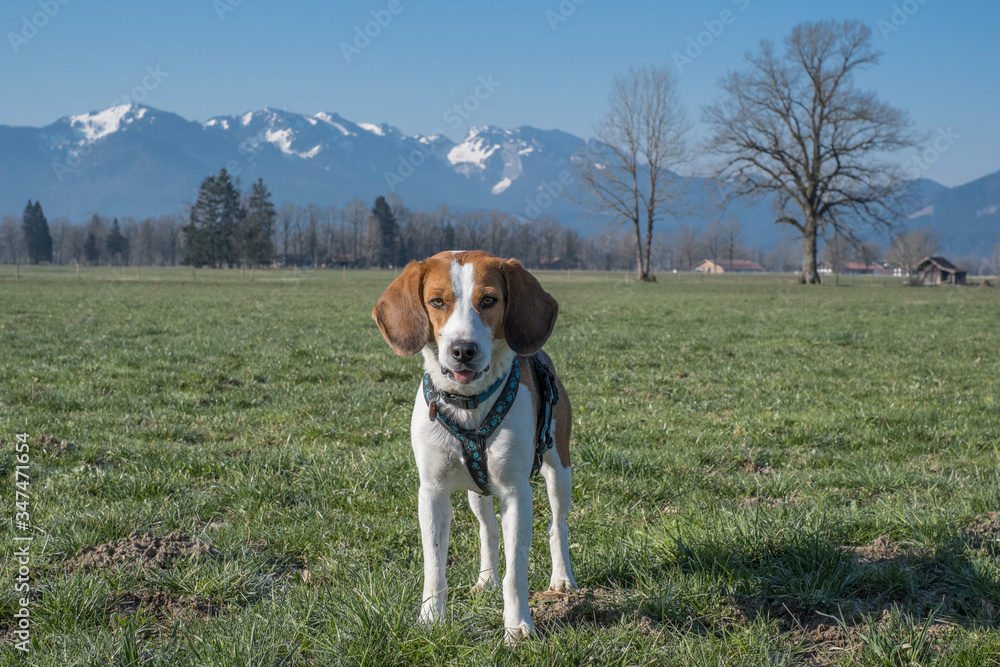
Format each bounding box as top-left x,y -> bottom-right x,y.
850,534 -> 901,563
65,531 -> 213,573
36,432 -> 76,457
529,587 -> 658,635
964,512 -> 1000,544
737,461 -> 776,475
774,605 -> 952,666
108,590 -> 220,621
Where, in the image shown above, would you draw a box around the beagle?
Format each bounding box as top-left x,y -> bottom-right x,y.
372,250 -> 577,641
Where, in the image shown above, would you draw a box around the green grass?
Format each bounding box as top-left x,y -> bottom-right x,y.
1,265 -> 999,665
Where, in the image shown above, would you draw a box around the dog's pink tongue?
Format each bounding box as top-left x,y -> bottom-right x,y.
453,370 -> 477,384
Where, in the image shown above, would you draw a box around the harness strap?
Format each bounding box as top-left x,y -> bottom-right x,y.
422,358 -> 521,496
529,354 -> 559,476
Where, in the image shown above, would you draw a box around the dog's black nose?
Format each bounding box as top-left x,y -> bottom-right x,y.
449,341 -> 479,363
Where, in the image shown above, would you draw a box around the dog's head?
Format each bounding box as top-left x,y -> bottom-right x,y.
372,250 -> 558,391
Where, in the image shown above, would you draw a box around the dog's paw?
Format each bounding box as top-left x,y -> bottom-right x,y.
471,579 -> 498,594
418,602 -> 445,627
503,621 -> 534,645
547,576 -> 577,594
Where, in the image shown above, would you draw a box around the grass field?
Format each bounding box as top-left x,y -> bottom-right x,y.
1,264 -> 999,666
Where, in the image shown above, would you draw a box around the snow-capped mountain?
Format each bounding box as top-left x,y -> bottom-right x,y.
2,104 -> 598,228
2,103 -> 997,254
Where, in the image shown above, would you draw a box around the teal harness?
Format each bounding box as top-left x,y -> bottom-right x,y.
422,354 -> 559,496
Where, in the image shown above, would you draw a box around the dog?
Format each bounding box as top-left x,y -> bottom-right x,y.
372,250 -> 577,641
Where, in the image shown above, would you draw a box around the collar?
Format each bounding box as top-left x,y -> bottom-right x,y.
426,367 -> 508,411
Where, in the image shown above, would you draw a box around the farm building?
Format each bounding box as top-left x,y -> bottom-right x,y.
820,261 -> 887,275
842,261 -> 888,275
693,259 -> 765,274
916,256 -> 967,285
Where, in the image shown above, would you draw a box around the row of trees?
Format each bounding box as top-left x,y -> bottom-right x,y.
0,210 -> 185,267
2,195 -> 991,275
0,187 -> 595,270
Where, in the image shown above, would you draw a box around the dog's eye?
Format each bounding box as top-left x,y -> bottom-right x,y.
480,296 -> 497,309
429,298 -> 446,309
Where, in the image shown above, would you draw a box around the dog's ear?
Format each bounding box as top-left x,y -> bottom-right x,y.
372,261 -> 431,357
501,258 -> 558,355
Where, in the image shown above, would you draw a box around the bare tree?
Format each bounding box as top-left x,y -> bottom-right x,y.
484,210 -> 513,258
702,221 -> 725,265
764,240 -> 800,273
322,205 -> 340,262
721,217 -> 743,268
704,19 -> 917,284
821,230 -> 851,284
535,216 -> 562,266
305,204 -> 322,267
886,227 -> 939,282
1,214 -> 22,264
673,223 -> 701,271
135,217 -> 157,266
576,65 -> 691,282
855,240 -> 882,271
50,217 -> 70,265
454,211 -> 487,251
278,202 -> 296,264
341,198 -> 368,263
155,214 -> 182,266
62,225 -> 86,265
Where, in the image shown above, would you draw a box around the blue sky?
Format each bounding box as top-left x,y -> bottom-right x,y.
3,0 -> 998,187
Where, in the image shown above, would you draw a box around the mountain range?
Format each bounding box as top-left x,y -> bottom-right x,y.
2,103 -> 997,256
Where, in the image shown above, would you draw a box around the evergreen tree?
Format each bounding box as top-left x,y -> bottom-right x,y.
106,218 -> 127,265
22,200 -> 53,264
85,214 -> 106,265
84,232 -> 100,265
183,169 -> 244,267
442,221 -> 456,251
20,201 -> 35,263
370,195 -> 399,268
182,177 -> 209,267
216,169 -> 243,267
240,178 -> 276,267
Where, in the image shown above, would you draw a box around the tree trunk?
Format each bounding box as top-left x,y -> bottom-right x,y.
632,220 -> 646,281
800,221 -> 821,284
641,214 -> 655,282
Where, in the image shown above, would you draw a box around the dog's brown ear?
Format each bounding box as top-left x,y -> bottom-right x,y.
501,258 -> 558,355
372,261 -> 431,357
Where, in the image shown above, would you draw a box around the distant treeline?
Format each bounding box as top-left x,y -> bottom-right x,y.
7,169 -> 983,273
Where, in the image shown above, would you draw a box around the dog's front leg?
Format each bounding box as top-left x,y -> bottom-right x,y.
417,484 -> 452,625
498,482 -> 534,642
468,491 -> 500,592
